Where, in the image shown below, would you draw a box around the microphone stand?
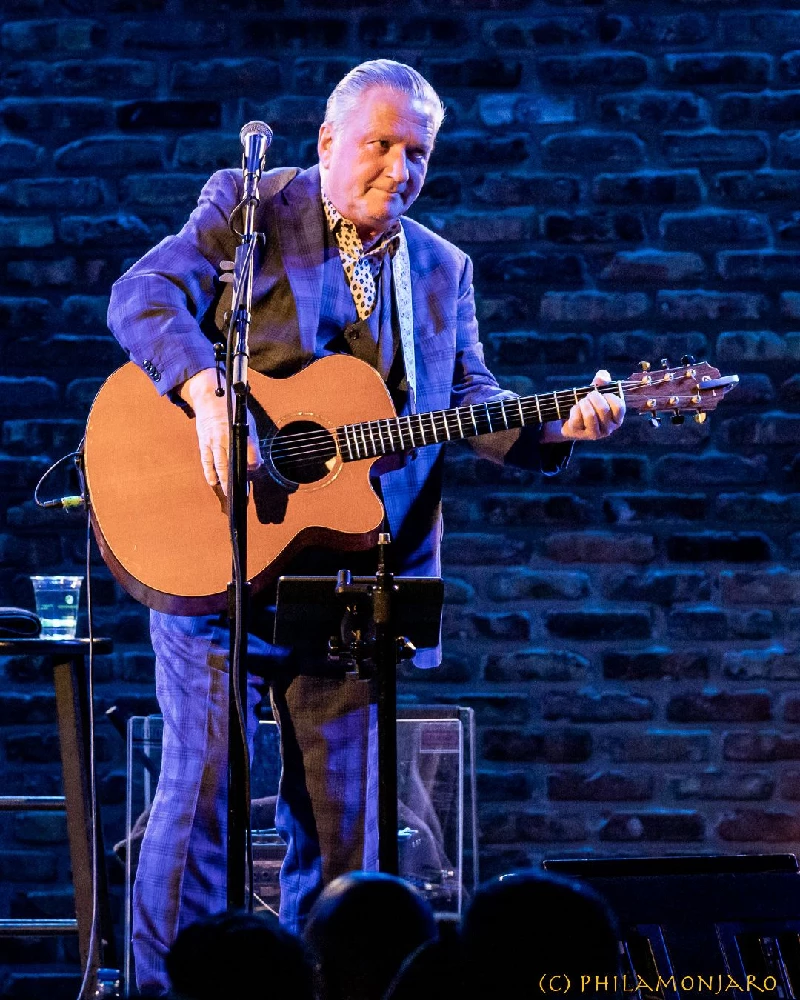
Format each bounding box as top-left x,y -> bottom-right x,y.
225,138 -> 263,911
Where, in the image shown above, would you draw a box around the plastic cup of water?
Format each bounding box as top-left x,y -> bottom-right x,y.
30,575 -> 83,639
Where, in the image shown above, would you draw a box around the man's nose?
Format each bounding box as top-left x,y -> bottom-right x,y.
386,149 -> 410,184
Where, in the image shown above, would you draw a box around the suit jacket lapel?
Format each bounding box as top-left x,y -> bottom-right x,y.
272,164 -> 325,356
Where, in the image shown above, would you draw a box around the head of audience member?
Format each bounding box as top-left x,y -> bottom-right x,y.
460,870 -> 621,999
303,872 -> 438,1000
383,914 -> 464,1000
165,908 -> 313,1000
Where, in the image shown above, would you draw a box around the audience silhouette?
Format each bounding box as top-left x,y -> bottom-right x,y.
165,909 -> 313,1000
303,872 -> 438,1000
383,913 -> 464,1000
459,870 -> 621,999
156,870 -> 620,1000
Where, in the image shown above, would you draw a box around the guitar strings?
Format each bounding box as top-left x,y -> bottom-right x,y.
262,377 -> 682,467
263,381 -> 630,459
263,378 -> 692,468
263,395 -> 591,464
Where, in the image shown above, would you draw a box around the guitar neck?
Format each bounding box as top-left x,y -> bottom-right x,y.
336,381 -> 622,462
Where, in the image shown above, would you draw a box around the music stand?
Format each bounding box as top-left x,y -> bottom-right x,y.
274,537 -> 444,874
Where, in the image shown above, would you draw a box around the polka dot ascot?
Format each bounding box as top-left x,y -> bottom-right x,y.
322,188 -> 401,321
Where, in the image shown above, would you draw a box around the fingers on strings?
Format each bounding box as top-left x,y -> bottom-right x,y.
573,390 -> 624,437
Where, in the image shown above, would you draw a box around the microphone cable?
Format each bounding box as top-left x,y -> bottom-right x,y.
224,303 -> 256,914
74,452 -> 103,999
33,448 -> 85,512
34,445 -> 106,999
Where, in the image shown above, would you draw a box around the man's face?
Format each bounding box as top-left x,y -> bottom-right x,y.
318,86 -> 437,244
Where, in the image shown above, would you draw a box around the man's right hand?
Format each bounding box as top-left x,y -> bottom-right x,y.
179,368 -> 263,495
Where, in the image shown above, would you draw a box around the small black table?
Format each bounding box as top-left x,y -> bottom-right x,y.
0,638 -> 115,983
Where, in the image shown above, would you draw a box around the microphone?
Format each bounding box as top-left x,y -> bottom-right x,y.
240,120 -> 273,202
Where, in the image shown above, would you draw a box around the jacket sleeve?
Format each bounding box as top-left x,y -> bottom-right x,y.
107,169 -> 266,396
450,253 -> 572,475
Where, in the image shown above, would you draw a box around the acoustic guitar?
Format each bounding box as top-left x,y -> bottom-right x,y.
82,354 -> 738,615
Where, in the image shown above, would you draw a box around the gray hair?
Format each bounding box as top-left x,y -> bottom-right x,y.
325,59 -> 445,135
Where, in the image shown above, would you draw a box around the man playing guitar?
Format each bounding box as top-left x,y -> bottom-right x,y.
106,59 -> 624,995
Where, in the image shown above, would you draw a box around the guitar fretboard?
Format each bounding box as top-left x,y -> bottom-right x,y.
336,382 -> 622,462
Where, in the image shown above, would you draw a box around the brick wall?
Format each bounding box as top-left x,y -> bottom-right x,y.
1,0 -> 799,994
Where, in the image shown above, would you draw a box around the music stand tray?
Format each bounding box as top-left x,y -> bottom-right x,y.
274,575 -> 443,653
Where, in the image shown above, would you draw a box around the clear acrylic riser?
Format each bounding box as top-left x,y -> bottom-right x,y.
124,707 -> 477,996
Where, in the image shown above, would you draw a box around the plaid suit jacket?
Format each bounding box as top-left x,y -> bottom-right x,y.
108,165 -> 566,666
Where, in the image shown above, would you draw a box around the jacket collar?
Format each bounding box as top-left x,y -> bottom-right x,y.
272,164 -> 433,356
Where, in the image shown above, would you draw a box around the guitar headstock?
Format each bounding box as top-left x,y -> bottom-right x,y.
622,356 -> 739,426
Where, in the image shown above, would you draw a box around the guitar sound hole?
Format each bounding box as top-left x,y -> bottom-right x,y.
270,420 -> 337,485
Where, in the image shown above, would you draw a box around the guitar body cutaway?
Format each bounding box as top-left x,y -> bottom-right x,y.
83,355 -> 397,614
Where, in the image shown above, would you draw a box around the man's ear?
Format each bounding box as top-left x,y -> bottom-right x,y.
318,122 -> 333,168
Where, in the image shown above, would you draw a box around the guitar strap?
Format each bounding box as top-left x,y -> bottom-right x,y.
392,227 -> 417,414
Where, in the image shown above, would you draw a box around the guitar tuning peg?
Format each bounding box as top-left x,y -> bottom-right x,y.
660,358 -> 670,368
220,260 -> 236,271
681,355 -> 696,366
649,415 -> 661,428
694,412 -> 707,424
639,361 -> 651,372
671,413 -> 685,425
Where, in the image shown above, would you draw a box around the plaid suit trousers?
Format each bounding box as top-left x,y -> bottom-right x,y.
134,610 -> 378,995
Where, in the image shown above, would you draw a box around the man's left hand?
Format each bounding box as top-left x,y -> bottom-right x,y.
540,369 -> 625,443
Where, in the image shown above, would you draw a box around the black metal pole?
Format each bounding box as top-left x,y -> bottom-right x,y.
225,165 -> 260,909
226,398 -> 250,909
373,533 -> 399,875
